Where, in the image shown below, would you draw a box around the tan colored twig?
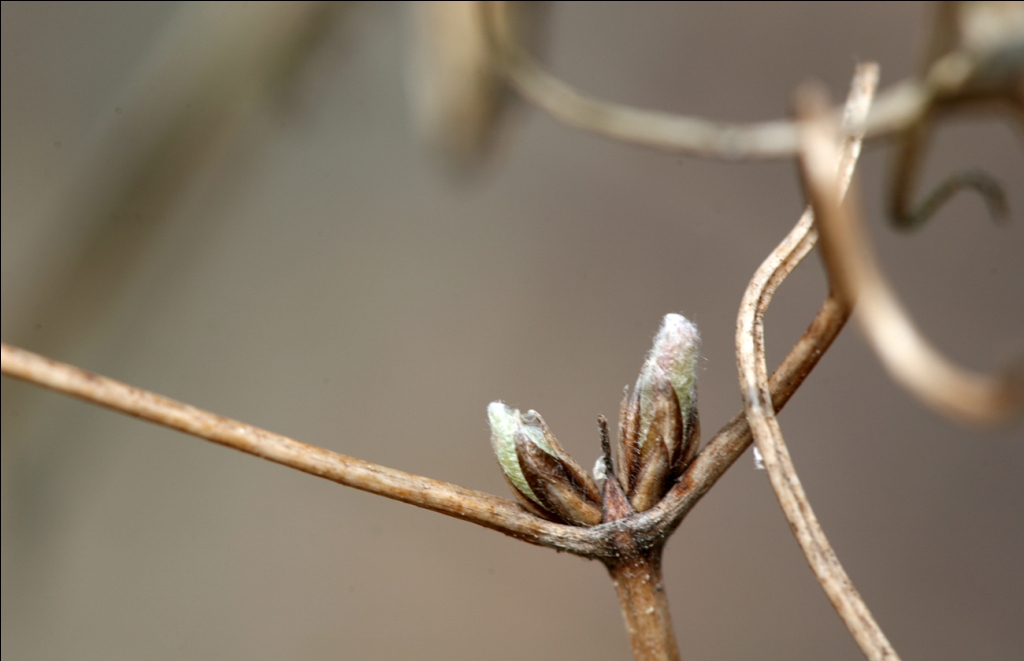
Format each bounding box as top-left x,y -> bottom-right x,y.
735,65 -> 901,661
0,342 -> 606,556
480,1 -> 928,159
800,90 -> 1024,426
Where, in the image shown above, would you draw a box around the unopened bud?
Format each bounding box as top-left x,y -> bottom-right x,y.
617,314 -> 701,511
488,402 -> 602,526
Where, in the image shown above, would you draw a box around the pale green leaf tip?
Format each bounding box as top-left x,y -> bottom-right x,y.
487,401 -> 547,505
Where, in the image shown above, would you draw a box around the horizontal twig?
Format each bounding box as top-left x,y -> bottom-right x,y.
0,342 -> 605,556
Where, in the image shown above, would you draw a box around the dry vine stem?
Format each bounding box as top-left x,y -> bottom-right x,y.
0,342 -> 602,552
738,65 -> 901,661
889,1 -> 1022,228
800,89 -> 1024,425
481,0 -> 934,159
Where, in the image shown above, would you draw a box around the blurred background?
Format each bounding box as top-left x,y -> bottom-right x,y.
2,2 -> 1022,659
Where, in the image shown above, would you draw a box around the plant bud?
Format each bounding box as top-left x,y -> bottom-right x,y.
488,402 -> 602,526
617,314 -> 701,511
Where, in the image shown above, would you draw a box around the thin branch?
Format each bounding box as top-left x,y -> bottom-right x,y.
734,66 -> 901,661
480,1 -> 928,160
0,342 -> 604,556
800,90 -> 1024,426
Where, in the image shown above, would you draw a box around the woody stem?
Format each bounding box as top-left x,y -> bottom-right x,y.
606,546 -> 679,661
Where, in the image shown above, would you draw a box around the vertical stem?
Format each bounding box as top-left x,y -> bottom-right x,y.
607,547 -> 680,661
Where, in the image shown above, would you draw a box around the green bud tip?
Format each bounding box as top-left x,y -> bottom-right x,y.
487,401 -> 554,506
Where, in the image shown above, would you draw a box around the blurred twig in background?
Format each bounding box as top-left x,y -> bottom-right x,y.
890,1 -> 1023,229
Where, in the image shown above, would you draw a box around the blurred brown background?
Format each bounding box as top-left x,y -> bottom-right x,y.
2,2 -> 1022,659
